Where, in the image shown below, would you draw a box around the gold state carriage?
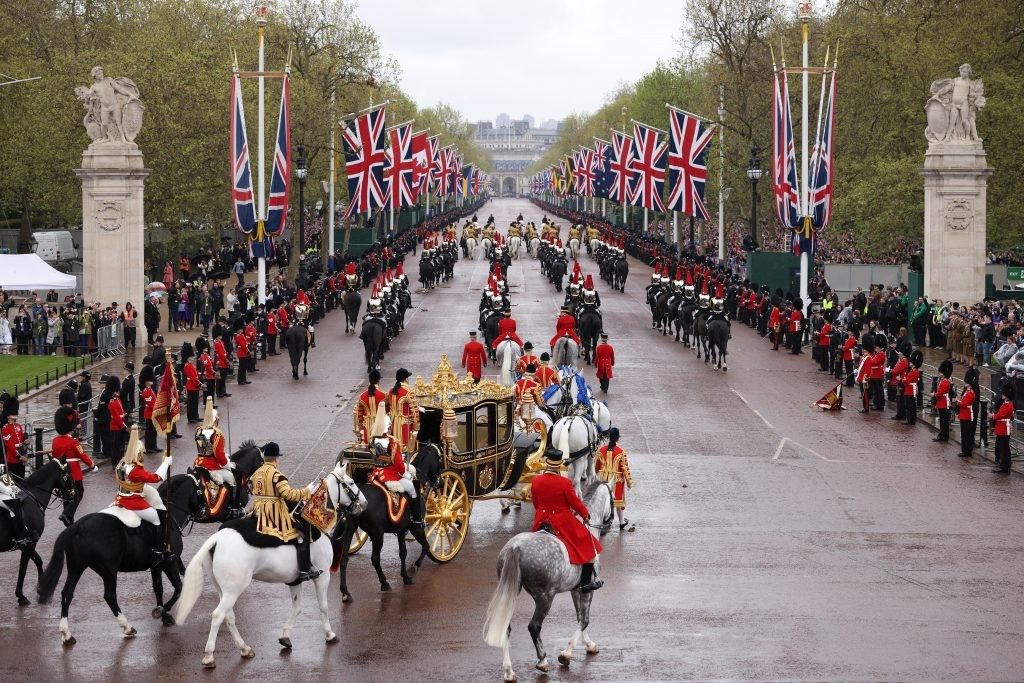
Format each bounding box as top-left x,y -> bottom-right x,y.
342,356 -> 545,562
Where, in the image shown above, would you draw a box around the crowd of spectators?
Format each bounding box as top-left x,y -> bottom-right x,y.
0,290 -> 134,356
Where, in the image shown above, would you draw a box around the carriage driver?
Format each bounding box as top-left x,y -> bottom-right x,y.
114,426 -> 172,564
248,441 -> 320,582
367,407 -> 425,527
531,447 -> 604,593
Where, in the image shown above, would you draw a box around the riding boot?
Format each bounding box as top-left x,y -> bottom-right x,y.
294,537 -> 322,582
578,562 -> 603,594
148,518 -> 166,566
408,495 -> 425,528
229,484 -> 245,518
9,502 -> 33,548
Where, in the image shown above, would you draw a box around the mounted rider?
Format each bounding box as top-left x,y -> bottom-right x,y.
247,441 -> 320,582
579,274 -> 602,313
0,395 -> 31,548
114,426 -> 172,564
387,368 -> 420,454
344,261 -> 359,290
367,407 -> 424,526
192,397 -> 242,518
550,306 -> 582,349
531,447 -> 603,593
514,364 -> 545,407
294,289 -> 315,347
492,308 -> 524,350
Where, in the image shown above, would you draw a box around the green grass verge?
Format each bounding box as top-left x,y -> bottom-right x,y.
0,355 -> 93,396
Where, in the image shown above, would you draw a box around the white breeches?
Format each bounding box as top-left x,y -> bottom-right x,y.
135,506 -> 160,525
209,468 -> 235,488
391,477 -> 416,498
142,484 -> 166,511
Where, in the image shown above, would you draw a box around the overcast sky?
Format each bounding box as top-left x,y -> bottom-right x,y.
354,0 -> 685,124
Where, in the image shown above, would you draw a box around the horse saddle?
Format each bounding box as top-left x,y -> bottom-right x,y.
221,515 -> 321,549
370,479 -> 408,524
99,505 -> 142,528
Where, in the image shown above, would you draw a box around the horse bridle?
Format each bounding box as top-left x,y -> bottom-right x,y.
12,460 -> 75,510
327,471 -> 364,521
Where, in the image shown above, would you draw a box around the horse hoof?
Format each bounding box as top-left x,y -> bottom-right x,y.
536,659 -> 550,673
63,636 -> 76,648
279,637 -> 292,649
408,564 -> 419,578
558,652 -> 572,666
586,643 -> 601,654
403,576 -> 415,586
381,583 -> 392,592
162,613 -> 176,626
202,655 -> 216,668
341,593 -> 352,603
241,646 -> 256,659
17,596 -> 30,606
503,670 -> 518,682
124,627 -> 137,638
722,367 -> 728,373
152,607 -> 164,619
326,633 -> 338,644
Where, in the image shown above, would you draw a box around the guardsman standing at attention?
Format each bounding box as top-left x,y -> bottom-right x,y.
534,352 -> 559,388
594,332 -> 615,393
387,368 -> 420,454
841,328 -> 857,387
870,336 -> 887,411
817,317 -> 833,371
199,341 -> 216,406
788,299 -> 804,354
595,427 -> 633,531
856,334 -> 875,414
462,331 -> 488,383
991,383 -> 1014,474
234,323 -> 250,385
890,343 -> 910,421
214,331 -> 231,398
903,350 -> 923,425
769,301 -> 782,351
266,307 -> 279,356
515,341 -> 539,377
932,360 -> 953,442
353,369 -> 386,445
956,368 -> 979,458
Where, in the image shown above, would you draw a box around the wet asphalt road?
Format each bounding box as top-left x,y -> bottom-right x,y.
3,198 -> 1024,681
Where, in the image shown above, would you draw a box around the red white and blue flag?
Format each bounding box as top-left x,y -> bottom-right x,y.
575,148 -> 597,197
427,135 -> 442,192
810,70 -> 836,230
264,73 -> 291,237
666,106 -> 716,220
628,121 -> 667,211
230,72 -> 257,235
593,137 -> 613,199
409,130 -> 431,203
772,68 -> 801,230
342,104 -> 388,217
435,146 -> 455,196
608,130 -> 634,204
382,122 -> 419,209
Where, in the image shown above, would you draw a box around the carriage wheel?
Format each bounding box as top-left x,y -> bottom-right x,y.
424,470 -> 472,562
347,528 -> 368,555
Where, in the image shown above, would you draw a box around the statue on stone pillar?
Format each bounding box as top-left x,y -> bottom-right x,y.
74,66 -> 144,145
925,64 -> 986,144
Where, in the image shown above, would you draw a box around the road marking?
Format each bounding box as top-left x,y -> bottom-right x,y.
785,438 -> 832,461
772,437 -> 786,460
730,388 -> 774,429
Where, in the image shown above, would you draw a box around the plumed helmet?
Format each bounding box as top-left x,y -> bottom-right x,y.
54,406 -> 79,435
119,426 -> 145,468
294,303 -> 310,322
712,298 -> 724,312
910,349 -> 924,368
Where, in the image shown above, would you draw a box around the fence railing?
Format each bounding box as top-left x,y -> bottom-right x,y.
2,322 -> 124,398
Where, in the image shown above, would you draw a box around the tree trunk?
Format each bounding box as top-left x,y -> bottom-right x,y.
17,187 -> 33,253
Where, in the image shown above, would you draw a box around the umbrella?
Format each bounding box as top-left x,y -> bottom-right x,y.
147,290 -> 167,299
146,282 -> 167,292
210,271 -> 230,281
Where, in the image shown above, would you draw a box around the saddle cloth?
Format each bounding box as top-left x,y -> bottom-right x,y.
371,479 -> 408,524
99,505 -> 141,528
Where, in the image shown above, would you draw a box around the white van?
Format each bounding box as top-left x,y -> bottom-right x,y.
33,231 -> 78,262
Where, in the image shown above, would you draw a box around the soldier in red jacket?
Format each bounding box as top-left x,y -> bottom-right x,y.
932,360 -> 953,442
841,330 -> 857,387
492,309 -> 524,350
956,368 -> 978,458
2,402 -> 27,480
769,304 -> 782,350
234,326 -> 250,385
991,383 -> 1015,473
52,406 -> 95,526
549,307 -> 582,349
367,408 -> 423,526
108,384 -> 128,463
266,309 -> 279,355
903,350 -> 922,425
114,427 -> 173,563
214,332 -> 232,398
889,344 -> 910,421
462,331 -> 488,383
530,448 -> 603,593
594,333 -> 615,393
139,366 -> 158,453
869,339 -> 887,411
353,369 -> 387,445
788,300 -> 804,354
183,351 -> 202,423
199,345 -> 216,405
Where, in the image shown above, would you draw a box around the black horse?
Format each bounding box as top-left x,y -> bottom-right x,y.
360,317 -> 387,372
613,256 -> 629,292
0,459 -> 74,605
283,323 -> 311,379
549,258 -> 566,292
342,289 -> 362,335
694,308 -> 712,360
577,309 -> 603,364
483,311 -> 503,361
707,318 -> 730,371
157,440 -> 264,525
331,440 -> 443,602
37,472 -> 203,644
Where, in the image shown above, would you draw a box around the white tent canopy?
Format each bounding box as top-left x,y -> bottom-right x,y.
0,254 -> 77,290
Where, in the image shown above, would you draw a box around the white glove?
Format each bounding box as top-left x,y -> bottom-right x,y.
89,466 -> 99,474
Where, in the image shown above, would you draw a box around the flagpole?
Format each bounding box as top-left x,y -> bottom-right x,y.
718,82 -> 726,262
256,5 -> 267,305
328,88 -> 336,261
799,5 -> 811,312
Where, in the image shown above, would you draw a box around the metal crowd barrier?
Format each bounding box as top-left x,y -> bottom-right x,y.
96,322 -> 125,357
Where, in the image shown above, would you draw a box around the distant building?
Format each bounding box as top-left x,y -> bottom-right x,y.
495,113 -> 510,128
522,114 -> 535,129
539,118 -> 559,130
474,117 -> 562,196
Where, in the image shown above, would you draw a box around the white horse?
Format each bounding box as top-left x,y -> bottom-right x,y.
568,237 -> 581,260
528,237 -> 541,258
464,236 -> 477,259
508,235 -> 522,259
481,236 -> 494,259
173,462 -> 367,668
589,238 -> 601,254
496,339 -> 524,387
551,337 -> 580,369
552,415 -> 602,493
483,481 -> 614,682
563,243 -> 576,261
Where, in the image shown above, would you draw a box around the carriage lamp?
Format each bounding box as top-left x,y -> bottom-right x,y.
746,144 -> 763,251
441,401 -> 458,453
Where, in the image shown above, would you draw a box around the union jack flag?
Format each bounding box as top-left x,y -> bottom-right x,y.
628,121 -> 667,211
265,73 -> 291,237
342,105 -> 388,218
454,157 -> 466,197
593,137 -> 613,199
471,166 -> 482,195
434,146 -> 454,196
608,130 -> 634,204
409,130 -> 430,202
666,106 -> 716,220
575,147 -> 596,197
772,68 -> 801,229
810,70 -> 836,230
230,73 -> 257,234
382,122 -> 419,209
427,135 -> 441,191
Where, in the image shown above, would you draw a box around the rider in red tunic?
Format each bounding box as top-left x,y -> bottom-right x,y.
549,307 -> 582,349
533,352 -> 559,388
530,448 -> 603,593
114,427 -> 172,563
492,309 -> 524,349
367,408 -> 423,526
462,331 -> 488,382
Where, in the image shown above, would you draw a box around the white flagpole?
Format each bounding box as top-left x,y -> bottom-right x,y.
799,6 -> 811,311
255,7 -> 267,305
718,82 -> 726,262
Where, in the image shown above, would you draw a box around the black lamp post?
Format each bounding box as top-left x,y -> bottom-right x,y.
295,144 -> 308,254
746,144 -> 763,251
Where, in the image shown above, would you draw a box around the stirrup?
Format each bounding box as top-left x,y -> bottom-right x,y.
296,568 -> 323,582
580,578 -> 604,594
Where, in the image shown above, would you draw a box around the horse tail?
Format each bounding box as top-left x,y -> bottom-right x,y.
556,420 -> 571,461
37,523 -> 79,603
482,543 -> 522,647
173,532 -> 218,624
501,342 -> 513,384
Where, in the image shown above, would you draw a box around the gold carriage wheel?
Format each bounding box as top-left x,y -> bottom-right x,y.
424,470 -> 472,562
347,528 -> 368,555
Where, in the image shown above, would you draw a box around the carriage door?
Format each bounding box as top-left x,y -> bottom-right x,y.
475,403 -> 496,451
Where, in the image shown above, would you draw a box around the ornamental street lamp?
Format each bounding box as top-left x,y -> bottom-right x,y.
746,144 -> 763,251
295,144 -> 308,256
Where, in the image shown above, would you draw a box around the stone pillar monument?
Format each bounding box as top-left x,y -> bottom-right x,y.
921,64 -> 992,306
73,66 -> 149,308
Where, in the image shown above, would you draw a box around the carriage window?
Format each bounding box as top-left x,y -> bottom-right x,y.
475,404 -> 495,450
455,411 -> 470,453
497,403 -> 511,444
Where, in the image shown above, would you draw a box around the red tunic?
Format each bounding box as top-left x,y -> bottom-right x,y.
462,340 -> 488,380
2,422 -> 26,465
534,366 -> 558,388
817,323 -> 832,347
889,357 -> 908,387
266,312 -> 278,336
492,318 -> 524,349
387,386 -> 419,453
369,436 -> 405,483
195,431 -> 228,471
595,444 -> 632,506
141,386 -> 156,420
115,464 -> 162,510
514,376 -> 543,405
594,343 -> 615,380
515,354 -> 540,376
841,336 -> 856,361
902,367 -> 920,396
278,306 -> 290,328
933,378 -> 950,410
869,351 -> 886,380
183,361 -> 201,391
235,332 -> 249,359
354,388 -> 387,444
108,396 -> 126,432
214,339 -> 230,369
51,434 -> 94,481
550,314 -> 581,347
788,310 -> 803,333
957,388 -> 976,422
994,400 -> 1014,437
199,352 -> 215,380
769,307 -> 781,330
531,471 -> 602,565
